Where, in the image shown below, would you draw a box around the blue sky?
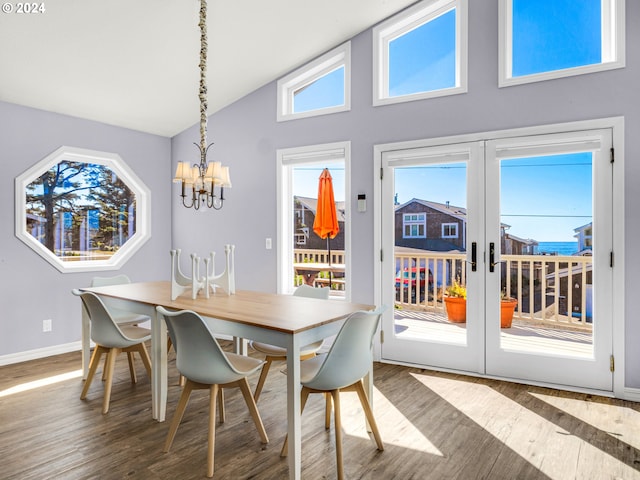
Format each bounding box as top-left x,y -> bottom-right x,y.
292,2 -> 601,243
394,153 -> 592,242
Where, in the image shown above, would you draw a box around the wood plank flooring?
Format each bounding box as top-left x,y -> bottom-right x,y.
1,345 -> 640,479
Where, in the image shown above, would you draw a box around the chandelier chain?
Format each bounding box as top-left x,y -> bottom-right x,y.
198,0 -> 208,159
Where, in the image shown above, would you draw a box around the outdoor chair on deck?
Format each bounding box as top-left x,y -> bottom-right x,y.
250,284 -> 330,401
157,306 -> 269,478
281,308 -> 385,480
72,290 -> 152,414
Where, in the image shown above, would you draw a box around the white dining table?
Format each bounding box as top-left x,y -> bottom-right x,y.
79,281 -> 373,480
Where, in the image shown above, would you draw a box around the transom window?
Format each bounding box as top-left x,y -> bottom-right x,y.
373,0 -> 468,106
277,42 -> 351,122
15,146 -> 150,273
442,222 -> 458,238
499,0 -> 625,87
403,213 -> 426,238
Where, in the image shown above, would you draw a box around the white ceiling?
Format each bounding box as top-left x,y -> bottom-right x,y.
0,0 -> 416,137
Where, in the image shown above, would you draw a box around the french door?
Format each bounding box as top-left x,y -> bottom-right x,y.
379,128 -> 614,392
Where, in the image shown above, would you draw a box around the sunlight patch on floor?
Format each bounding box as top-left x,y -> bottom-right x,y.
341,386 -> 444,456
529,391 -> 640,451
0,369 -> 82,398
411,372 -> 640,480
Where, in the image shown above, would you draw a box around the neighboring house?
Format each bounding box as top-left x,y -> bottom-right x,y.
395,198 -> 466,252
294,195 -> 345,251
574,222 -> 593,255
501,225 -> 538,255
395,198 -> 538,254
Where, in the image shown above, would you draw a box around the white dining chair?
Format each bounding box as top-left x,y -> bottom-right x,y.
72,290 -> 152,414
157,306 -> 269,478
281,308 -> 385,480
90,275 -> 152,379
249,284 -> 330,401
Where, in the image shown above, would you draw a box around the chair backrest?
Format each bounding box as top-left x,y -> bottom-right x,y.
156,306 -> 247,385
72,290 -> 142,348
302,307 -> 385,391
293,284 -> 330,300
90,274 -> 131,287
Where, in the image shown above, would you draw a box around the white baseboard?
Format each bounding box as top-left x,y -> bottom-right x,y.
623,387 -> 640,402
0,341 -> 82,366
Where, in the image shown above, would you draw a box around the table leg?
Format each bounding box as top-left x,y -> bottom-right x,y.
151,308 -> 168,421
81,305 -> 90,380
286,335 -> 303,480
233,337 -> 248,355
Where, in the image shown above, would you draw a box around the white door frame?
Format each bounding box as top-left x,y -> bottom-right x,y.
373,117 -> 625,398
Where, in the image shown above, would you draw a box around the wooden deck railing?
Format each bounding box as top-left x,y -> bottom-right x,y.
294,249 -> 345,265
394,251 -> 593,330
294,248 -> 593,329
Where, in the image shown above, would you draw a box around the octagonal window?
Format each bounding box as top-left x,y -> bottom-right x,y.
15,146 -> 150,272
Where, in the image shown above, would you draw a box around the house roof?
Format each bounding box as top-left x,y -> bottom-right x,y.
295,196 -> 346,223
0,0 -> 417,137
395,198 -> 467,221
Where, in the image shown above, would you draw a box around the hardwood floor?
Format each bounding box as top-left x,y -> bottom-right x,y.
2,345 -> 640,479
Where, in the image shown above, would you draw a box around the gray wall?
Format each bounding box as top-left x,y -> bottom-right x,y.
171,1 -> 640,386
0,101 -> 171,357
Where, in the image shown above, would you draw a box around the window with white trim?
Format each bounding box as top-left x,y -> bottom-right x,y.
373,0 -> 467,106
403,213 -> 426,238
15,146 -> 150,273
442,222 -> 458,238
499,0 -> 625,87
277,43 -> 350,122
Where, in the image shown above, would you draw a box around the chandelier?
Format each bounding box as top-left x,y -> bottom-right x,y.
173,0 -> 231,210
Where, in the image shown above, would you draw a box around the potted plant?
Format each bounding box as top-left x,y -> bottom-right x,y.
500,291 -> 518,328
443,283 -> 518,328
444,280 -> 467,323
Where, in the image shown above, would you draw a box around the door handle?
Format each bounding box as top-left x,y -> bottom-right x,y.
489,242 -> 495,272
471,242 -> 477,272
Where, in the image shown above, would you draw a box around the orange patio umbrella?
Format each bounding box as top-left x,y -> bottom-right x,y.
313,169 -> 340,280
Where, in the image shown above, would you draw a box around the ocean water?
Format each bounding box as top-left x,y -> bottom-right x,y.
537,241 -> 579,256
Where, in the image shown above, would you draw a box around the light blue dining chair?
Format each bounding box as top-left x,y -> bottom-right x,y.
156,306 -> 269,478
90,275 -> 152,380
72,290 -> 152,414
250,284 -> 330,401
280,308 -> 385,480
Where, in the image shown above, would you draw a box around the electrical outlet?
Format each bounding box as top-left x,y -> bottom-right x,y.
43,319 -> 52,332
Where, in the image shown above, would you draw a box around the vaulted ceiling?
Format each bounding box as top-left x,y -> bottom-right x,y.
0,0 -> 417,137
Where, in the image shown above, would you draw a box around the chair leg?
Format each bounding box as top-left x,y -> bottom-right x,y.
136,343 -> 152,378
325,392 -> 332,429
238,378 -> 269,444
354,380 -> 384,451
127,352 -> 137,384
164,380 -> 195,452
280,386 -> 311,457
207,384 -> 219,478
217,388 -> 225,423
81,345 -> 105,400
253,357 -> 273,402
332,389 -> 344,480
102,347 -> 120,414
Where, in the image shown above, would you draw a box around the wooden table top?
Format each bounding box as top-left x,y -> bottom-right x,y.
82,281 -> 372,334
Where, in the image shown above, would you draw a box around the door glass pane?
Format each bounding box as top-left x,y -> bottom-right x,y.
393,162 -> 468,345
291,163 -> 346,297
499,153 -> 593,356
